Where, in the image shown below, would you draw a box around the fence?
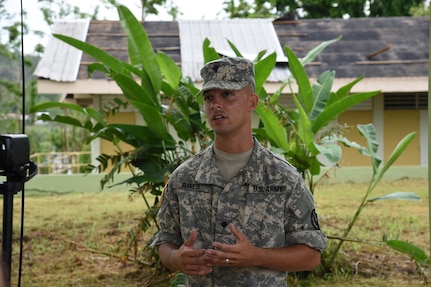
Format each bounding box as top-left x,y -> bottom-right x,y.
30,151 -> 92,175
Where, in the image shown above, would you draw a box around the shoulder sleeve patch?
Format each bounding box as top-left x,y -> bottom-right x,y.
311,209 -> 321,230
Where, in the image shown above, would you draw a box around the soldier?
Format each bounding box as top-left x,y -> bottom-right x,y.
152,57 -> 328,286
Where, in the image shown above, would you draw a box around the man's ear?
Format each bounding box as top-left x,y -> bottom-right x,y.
249,93 -> 259,110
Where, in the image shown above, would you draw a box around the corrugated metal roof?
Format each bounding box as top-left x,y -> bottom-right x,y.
34,19 -> 90,82
76,21 -> 180,80
178,19 -> 290,82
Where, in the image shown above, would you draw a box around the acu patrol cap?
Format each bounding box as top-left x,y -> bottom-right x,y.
198,57 -> 255,96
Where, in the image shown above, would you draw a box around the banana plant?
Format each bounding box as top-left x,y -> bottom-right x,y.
250,37 -> 381,193
30,5 -> 208,214
326,123 -> 417,266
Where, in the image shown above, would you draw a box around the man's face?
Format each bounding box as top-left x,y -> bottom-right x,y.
203,86 -> 257,137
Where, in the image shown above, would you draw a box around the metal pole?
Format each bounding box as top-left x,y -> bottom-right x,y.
1,180 -> 18,287
2,193 -> 13,286
428,10 -> 431,254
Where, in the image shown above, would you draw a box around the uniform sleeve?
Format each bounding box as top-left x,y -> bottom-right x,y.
285,174 -> 328,251
150,180 -> 184,248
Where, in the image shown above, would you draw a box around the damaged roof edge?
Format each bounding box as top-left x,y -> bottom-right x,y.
34,19 -> 91,82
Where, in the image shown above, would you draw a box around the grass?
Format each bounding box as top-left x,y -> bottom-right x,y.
3,176 -> 429,286
312,178 -> 429,286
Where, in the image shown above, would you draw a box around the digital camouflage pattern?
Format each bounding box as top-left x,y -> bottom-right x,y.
152,140 -> 328,287
198,57 -> 255,96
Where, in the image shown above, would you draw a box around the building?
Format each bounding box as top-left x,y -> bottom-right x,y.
34,17 -> 429,168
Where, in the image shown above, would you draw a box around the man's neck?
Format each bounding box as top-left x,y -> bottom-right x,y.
214,134 -> 254,153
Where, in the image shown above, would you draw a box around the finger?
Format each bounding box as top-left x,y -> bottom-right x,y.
210,241 -> 230,252
228,223 -> 246,241
203,251 -> 231,267
184,229 -> 197,248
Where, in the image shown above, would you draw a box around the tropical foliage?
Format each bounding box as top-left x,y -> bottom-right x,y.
255,40 -> 381,193
31,5 -> 210,235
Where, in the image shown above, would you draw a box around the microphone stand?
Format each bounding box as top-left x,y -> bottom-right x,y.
0,163 -> 36,286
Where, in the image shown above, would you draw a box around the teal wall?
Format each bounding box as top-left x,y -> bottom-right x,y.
23,166 -> 428,195
318,166 -> 428,184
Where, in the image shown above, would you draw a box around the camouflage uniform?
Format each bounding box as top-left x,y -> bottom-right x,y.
153,140 -> 328,287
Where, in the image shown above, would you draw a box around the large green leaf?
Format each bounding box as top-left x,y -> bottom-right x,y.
308,156 -> 321,175
87,62 -> 110,76
157,51 -> 182,92
284,46 -> 313,112
255,102 -> 289,151
310,70 -> 335,120
299,35 -> 342,66
129,100 -> 169,140
102,124 -> 175,148
112,73 -> 158,108
292,94 -> 319,155
385,239 -> 429,264
127,31 -> 141,67
161,81 -> 176,99
53,34 -> 129,77
41,115 -> 84,128
312,91 -> 379,133
181,77 -> 201,101
368,192 -> 420,202
31,102 -> 106,124
358,123 -> 381,172
255,53 -> 276,93
118,5 -> 162,100
168,87 -> 192,117
165,111 -> 194,142
377,132 -> 416,178
202,38 -> 220,63
335,134 -> 370,156
315,142 -> 342,166
227,39 -> 243,57
31,101 -> 85,114
328,76 -> 365,105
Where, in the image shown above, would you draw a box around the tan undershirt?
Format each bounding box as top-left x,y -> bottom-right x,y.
214,146 -> 253,181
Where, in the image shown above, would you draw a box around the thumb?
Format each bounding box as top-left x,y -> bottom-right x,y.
183,229 -> 197,248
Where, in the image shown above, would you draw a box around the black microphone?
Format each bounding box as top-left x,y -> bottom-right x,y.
221,221 -> 228,228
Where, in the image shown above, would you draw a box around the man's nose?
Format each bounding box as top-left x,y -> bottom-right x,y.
211,96 -> 222,109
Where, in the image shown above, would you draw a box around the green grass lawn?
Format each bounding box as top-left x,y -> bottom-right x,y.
2,174 -> 429,286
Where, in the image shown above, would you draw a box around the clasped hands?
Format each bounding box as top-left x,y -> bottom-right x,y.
176,223 -> 257,276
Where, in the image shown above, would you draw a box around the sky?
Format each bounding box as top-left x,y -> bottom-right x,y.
3,0 -> 227,54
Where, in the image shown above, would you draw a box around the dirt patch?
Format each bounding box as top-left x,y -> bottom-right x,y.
348,251 -> 422,279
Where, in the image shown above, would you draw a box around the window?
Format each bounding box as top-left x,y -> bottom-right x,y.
384,93 -> 428,110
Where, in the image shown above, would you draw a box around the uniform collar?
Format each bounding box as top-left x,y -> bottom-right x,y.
194,138 -> 265,186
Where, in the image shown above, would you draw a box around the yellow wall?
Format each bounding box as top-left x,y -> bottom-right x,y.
338,110 -> 374,166
100,112 -> 136,156
384,110 -> 419,165
99,109 -> 420,168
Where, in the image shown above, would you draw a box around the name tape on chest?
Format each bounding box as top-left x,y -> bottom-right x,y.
252,185 -> 286,193
180,182 -> 286,193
